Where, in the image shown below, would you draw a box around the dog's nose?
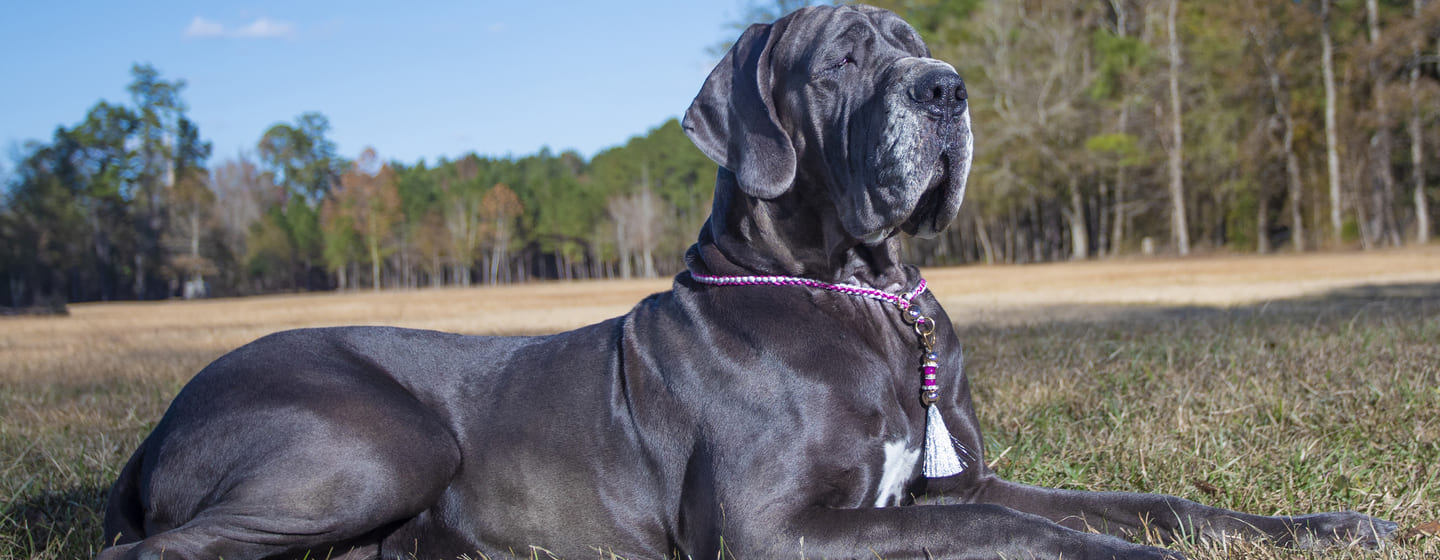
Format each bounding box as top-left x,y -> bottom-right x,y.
909,69 -> 967,115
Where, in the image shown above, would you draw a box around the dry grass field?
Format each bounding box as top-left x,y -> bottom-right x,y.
3,246 -> 1439,559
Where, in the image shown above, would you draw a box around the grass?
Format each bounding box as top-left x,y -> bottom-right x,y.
961,283 -> 1440,559
1,252 -> 1438,559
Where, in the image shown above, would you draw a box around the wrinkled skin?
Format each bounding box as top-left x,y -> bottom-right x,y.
98,6 -> 1395,560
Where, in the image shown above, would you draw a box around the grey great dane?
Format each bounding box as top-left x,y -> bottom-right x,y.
99,6 -> 1396,559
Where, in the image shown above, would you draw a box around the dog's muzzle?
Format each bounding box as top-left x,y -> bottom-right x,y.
894,63 -> 972,239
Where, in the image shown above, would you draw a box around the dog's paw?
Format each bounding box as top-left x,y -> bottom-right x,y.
1289,511 -> 1399,549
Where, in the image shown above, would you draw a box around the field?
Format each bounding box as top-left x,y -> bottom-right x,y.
3,247 -> 1439,559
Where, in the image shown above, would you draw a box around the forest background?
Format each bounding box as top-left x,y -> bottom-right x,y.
4,0 -> 1439,308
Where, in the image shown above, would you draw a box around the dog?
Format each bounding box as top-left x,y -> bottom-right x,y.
99,5 -> 1397,559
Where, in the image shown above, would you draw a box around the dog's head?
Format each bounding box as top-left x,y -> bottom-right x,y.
684,5 -> 972,244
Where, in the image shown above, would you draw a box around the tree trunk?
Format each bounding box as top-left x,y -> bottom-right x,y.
1112,105 -> 1130,256
1367,0 -> 1403,247
134,253 -> 146,299
399,240 -> 411,289
640,165 -> 658,279
188,208 -> 204,294
1097,182 -> 1110,258
1284,147 -> 1305,251
616,218 -> 631,279
1411,0 -> 1432,245
1322,0 -> 1345,246
1030,195 -> 1043,263
1261,46 -> 1307,252
489,216 -> 507,285
1166,0 -> 1191,256
1007,205 -> 1018,264
1357,185 -> 1376,249
370,236 -> 381,291
1107,0 -> 1130,258
1257,192 -> 1271,254
975,214 -> 996,264
1067,176 -> 1089,260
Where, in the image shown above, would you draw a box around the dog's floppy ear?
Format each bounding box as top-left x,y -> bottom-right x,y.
683,22 -> 797,200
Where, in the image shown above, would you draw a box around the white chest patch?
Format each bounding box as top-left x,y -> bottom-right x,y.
874,440 -> 920,508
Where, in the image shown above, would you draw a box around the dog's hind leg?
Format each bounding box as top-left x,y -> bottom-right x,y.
97,426 -> 458,560
95,374 -> 463,560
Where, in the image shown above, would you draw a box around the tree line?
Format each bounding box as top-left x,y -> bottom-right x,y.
3,1 -> 1439,308
0,64 -> 716,307
878,0 -> 1438,265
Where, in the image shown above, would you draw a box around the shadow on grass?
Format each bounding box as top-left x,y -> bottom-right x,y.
1195,281 -> 1440,320
989,281 -> 1440,328
0,484 -> 107,558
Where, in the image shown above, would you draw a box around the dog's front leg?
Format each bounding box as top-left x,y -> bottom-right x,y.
748,504 -> 1181,560
960,475 -> 1398,550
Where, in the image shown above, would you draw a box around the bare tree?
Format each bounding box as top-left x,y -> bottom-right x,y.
1410,0 -> 1432,244
1366,0 -> 1403,248
1101,0 -> 1147,257
607,197 -> 634,279
606,185 -> 666,279
413,210 -> 449,288
167,166 -> 216,298
638,165 -> 658,277
479,184 -> 523,285
1322,0 -> 1345,246
209,157 -> 267,266
443,157 -> 483,287
330,148 -> 402,291
1250,22 -> 1307,252
1165,0 -> 1190,255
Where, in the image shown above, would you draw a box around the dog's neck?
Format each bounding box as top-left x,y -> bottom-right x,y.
685,169 -> 910,291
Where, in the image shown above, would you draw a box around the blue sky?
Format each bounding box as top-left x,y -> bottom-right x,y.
1,2 -> 748,168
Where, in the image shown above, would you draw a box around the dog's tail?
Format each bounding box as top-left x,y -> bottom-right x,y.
100,442 -> 148,549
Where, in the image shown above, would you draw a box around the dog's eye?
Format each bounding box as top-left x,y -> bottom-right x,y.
832,54 -> 855,70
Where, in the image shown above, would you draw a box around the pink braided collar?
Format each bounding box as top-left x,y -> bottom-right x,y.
688,273 -> 928,310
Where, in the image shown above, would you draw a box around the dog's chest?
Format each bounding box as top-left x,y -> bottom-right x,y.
873,440 -> 920,507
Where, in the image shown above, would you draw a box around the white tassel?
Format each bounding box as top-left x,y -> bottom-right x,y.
922,404 -> 965,478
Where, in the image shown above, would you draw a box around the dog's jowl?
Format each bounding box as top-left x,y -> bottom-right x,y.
98,5 -> 1396,560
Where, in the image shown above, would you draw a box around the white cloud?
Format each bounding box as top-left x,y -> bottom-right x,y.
233,17 -> 296,39
183,16 -> 297,40
182,16 -> 227,39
